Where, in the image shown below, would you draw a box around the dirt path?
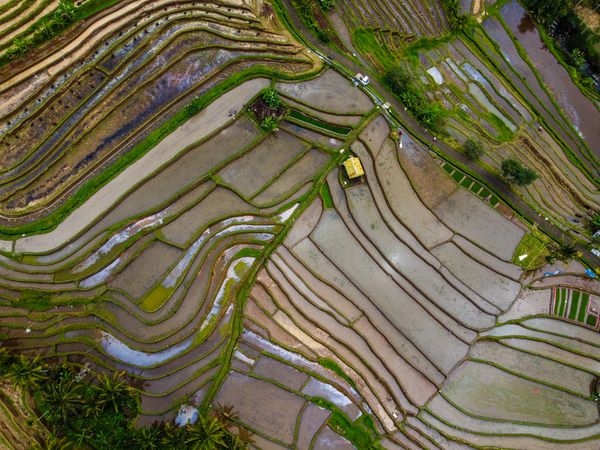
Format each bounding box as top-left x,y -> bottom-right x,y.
6,77 -> 269,254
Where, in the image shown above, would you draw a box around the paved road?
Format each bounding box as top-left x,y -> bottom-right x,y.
279,0 -> 599,267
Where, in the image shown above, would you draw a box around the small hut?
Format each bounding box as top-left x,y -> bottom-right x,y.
343,157 -> 364,179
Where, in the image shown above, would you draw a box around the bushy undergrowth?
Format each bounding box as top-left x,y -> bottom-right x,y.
463,138 -> 485,160
501,158 -> 538,186
440,0 -> 468,31
383,66 -> 447,132
522,0 -> 600,91
292,0 -> 332,42
0,350 -> 247,449
310,396 -> 383,449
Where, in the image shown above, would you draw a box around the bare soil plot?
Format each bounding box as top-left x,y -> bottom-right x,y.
109,240 -> 182,300
433,188 -> 525,261
311,210 -> 469,374
277,69 -> 373,114
251,149 -> 330,206
395,135 -> 457,208
295,403 -> 331,450
218,131 -> 307,198
214,371 -> 306,445
313,426 -> 355,450
431,242 -> 520,311
468,341 -> 593,397
442,361 -> 598,426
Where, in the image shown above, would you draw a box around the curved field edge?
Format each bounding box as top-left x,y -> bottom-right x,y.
0,65 -> 323,240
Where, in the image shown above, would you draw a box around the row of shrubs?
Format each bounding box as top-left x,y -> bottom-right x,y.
0,350 -> 247,449
383,66 -> 447,132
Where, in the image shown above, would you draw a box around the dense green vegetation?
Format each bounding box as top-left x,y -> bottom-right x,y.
587,213 -> 600,237
316,0 -> 334,12
262,88 -> 282,108
292,0 -> 332,42
319,183 -> 334,208
545,242 -> 580,264
512,231 -> 550,269
440,0 -> 468,31
310,397 -> 383,449
0,351 -> 247,449
501,158 -> 539,186
288,109 -> 351,135
522,0 -> 600,90
351,28 -> 396,69
383,66 -> 447,132
462,138 -> 485,160
260,116 -> 280,133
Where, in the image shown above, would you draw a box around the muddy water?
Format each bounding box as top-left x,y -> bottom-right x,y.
501,0 -> 600,161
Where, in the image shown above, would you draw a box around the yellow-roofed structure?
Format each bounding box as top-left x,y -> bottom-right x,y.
343,157 -> 364,179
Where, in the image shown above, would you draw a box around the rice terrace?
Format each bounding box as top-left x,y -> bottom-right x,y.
0,0 -> 600,448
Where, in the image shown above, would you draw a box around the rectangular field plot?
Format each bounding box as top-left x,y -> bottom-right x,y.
551,288 -> 599,331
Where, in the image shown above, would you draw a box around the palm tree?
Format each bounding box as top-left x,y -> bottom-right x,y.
184,416 -> 226,450
41,377 -> 83,424
55,0 -> 77,22
36,433 -> 72,450
7,354 -> 46,389
160,423 -> 187,449
212,403 -> 239,424
134,426 -> 163,450
94,371 -> 133,413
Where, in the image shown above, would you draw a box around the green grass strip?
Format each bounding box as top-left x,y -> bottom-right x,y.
288,109 -> 351,135
568,291 -> 580,321
319,183 -> 334,208
586,314 -> 597,327
309,397 -> 382,449
557,288 -> 565,317
559,288 -> 568,317
460,177 -> 473,188
442,163 -> 454,174
451,171 -> 464,182
318,358 -> 357,390
578,293 -> 590,323
552,290 -> 560,316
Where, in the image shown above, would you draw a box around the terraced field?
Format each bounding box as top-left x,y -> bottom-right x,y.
1,0 -> 600,449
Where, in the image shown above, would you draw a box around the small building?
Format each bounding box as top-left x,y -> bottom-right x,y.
355,73 -> 370,85
343,157 -> 364,179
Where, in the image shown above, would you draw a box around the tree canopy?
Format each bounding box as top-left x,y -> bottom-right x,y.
463,139 -> 485,160
501,159 -> 538,186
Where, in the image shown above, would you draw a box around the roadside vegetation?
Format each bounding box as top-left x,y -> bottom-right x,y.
462,138 -> 485,160
383,66 -> 447,132
292,0 -> 332,42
